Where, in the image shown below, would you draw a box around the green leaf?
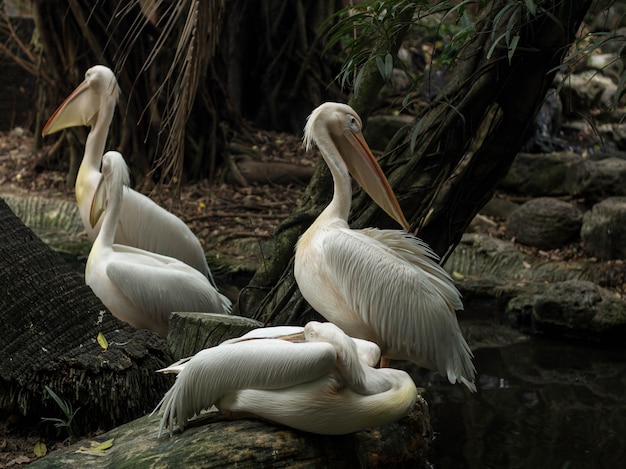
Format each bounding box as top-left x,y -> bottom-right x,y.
375,53 -> 394,83
487,32 -> 507,59
507,35 -> 520,63
524,0 -> 537,16
97,332 -> 109,350
354,66 -> 366,97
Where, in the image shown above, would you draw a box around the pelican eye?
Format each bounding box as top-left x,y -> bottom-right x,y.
347,115 -> 360,132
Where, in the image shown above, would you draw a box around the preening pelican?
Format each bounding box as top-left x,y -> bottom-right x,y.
157,321 -> 417,436
42,65 -> 212,277
85,151 -> 231,338
295,102 -> 476,392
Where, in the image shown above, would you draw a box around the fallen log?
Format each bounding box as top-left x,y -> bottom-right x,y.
29,398 -> 432,468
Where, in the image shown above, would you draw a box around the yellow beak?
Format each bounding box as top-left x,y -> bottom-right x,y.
42,79 -> 98,136
89,174 -> 106,228
339,130 -> 410,231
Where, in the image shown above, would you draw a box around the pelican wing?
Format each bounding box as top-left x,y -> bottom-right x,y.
359,228 -> 464,311
105,257 -> 230,327
117,189 -> 212,280
316,227 -> 474,384
157,339 -> 336,435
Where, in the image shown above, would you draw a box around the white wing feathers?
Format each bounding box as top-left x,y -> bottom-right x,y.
157,340 -> 336,436
106,256 -> 231,323
323,227 -> 475,388
117,188 -> 213,281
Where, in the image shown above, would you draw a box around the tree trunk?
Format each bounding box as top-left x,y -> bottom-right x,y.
237,1 -> 592,325
0,198 -> 173,434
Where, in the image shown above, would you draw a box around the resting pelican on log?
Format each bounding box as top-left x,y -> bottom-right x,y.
42,65 -> 212,278
156,321 -> 418,436
86,151 -> 231,338
294,102 -> 476,392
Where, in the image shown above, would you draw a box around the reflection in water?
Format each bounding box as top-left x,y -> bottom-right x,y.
409,338 -> 626,468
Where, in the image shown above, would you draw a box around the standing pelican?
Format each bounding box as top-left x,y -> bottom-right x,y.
86,151 -> 231,338
157,321 -> 417,436
295,102 -> 476,391
42,65 -> 212,278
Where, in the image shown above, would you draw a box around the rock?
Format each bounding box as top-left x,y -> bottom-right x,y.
479,196 -> 519,220
505,280 -> 626,340
445,233 -> 615,289
581,197 -> 626,260
558,70 -> 617,115
499,152 -> 582,196
505,198 -> 582,250
167,312 -> 263,360
567,157 -> 626,203
597,122 -> 626,152
28,399 -> 432,468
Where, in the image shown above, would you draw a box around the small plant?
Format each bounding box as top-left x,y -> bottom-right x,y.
41,385 -> 80,441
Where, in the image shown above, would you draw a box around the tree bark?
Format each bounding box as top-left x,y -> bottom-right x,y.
0,198 -> 173,434
237,1 -> 593,325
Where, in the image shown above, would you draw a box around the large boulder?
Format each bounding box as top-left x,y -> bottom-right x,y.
581,197 -> 626,260
566,157 -> 626,203
499,152 -> 582,197
505,197 -> 582,250
505,280 -> 626,340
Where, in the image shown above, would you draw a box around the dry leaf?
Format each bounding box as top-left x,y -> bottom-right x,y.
74,438 -> 114,456
33,440 -> 47,457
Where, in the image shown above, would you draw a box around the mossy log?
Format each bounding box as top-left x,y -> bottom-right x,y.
29,397 -> 432,468
0,198 -> 173,432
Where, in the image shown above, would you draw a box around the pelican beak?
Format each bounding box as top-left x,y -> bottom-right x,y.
42,79 -> 98,136
89,174 -> 107,228
340,130 -> 410,231
276,332 -> 307,343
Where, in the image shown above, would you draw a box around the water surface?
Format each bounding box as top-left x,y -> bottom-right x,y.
416,337 -> 626,468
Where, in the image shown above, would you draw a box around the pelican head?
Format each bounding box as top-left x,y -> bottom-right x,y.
89,151 -> 129,228
304,102 -> 410,231
42,65 -> 120,136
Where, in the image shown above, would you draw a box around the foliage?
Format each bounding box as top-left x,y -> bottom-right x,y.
41,385 -> 80,441
325,0 -> 626,110
324,0 -> 426,95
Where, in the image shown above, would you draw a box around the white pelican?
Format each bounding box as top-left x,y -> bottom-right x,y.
85,151 -> 231,338
42,65 -> 212,278
157,321 -> 418,436
294,102 -> 476,392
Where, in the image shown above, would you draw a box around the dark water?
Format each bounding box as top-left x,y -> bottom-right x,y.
412,337 -> 626,469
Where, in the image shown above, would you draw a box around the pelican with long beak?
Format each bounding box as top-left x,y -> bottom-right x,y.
157,321 -> 417,435
85,151 -> 231,338
294,102 -> 476,391
42,65 -> 212,278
